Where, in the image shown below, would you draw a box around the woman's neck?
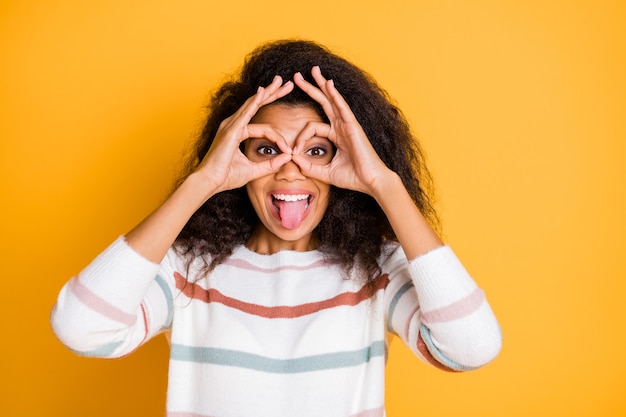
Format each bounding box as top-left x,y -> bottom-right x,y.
245,226 -> 318,254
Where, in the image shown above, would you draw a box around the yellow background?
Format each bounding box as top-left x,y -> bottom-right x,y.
1,0 -> 625,415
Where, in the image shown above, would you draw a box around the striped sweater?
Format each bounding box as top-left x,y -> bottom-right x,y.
51,237 -> 501,417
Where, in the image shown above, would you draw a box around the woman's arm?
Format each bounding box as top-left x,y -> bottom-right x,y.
384,244 -> 502,370
292,67 -> 442,258
126,77 -> 294,262
51,77 -> 295,354
293,68 -> 501,368
50,237 -> 174,357
369,172 -> 443,259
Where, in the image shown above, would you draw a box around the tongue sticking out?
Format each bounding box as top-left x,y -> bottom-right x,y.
275,199 -> 308,230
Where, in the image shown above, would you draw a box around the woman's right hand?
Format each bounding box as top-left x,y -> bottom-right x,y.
194,75 -> 294,197
124,76 -> 294,262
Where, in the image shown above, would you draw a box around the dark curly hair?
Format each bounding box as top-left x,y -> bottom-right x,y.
174,39 -> 439,293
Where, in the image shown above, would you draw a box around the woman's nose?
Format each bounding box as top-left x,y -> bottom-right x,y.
275,158 -> 306,181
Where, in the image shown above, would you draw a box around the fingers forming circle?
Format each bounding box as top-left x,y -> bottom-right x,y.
244,124 -> 291,154
292,121 -> 333,155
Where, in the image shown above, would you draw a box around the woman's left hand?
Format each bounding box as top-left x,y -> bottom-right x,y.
291,67 -> 395,197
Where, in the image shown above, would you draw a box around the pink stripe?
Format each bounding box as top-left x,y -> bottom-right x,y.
69,277 -> 136,326
223,257 -> 338,273
139,303 -> 149,342
350,406 -> 385,417
421,288 -> 485,324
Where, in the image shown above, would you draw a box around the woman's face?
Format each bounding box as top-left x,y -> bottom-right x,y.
243,104 -> 334,253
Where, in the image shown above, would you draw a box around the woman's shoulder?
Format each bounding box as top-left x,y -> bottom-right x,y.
163,243 -> 215,276
379,239 -> 403,262
377,240 -> 410,275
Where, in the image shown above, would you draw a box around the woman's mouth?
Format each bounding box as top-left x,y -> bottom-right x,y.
271,193 -> 312,229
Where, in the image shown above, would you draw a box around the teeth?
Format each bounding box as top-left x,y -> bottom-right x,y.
272,193 -> 310,202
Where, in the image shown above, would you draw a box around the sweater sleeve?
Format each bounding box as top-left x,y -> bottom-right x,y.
50,237 -> 176,358
384,245 -> 502,371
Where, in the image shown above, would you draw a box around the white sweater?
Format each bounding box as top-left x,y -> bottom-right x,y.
51,237 -> 501,417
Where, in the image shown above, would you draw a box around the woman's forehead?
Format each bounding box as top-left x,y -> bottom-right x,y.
252,104 -> 323,135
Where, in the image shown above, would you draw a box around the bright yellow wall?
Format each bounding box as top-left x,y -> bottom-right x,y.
2,0 -> 624,415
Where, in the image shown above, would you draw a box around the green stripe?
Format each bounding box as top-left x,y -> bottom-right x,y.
387,281 -> 414,331
73,340 -> 123,358
155,274 -> 174,329
419,325 -> 478,371
170,341 -> 386,374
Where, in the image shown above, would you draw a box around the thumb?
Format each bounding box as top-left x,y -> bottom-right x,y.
291,154 -> 331,183
254,153 -> 292,177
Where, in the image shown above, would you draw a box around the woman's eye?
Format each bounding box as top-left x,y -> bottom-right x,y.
257,145 -> 279,156
304,147 -> 327,157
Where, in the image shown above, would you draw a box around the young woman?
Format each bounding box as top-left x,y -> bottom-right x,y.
51,40 -> 501,417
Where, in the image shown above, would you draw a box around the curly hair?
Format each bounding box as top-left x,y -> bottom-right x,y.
174,39 -> 439,293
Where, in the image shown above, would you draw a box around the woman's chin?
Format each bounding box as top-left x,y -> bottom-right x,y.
247,221 -> 318,253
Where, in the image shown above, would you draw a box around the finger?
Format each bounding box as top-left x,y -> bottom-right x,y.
293,72 -> 337,120
261,80 -> 294,106
222,85 -> 268,130
291,153 -> 331,183
252,152 -> 292,178
267,153 -> 292,171
293,72 -> 326,101
246,123 -> 292,154
324,78 -> 361,124
292,121 -> 332,155
310,66 -> 360,125
310,65 -> 330,96
258,75 -> 283,102
226,75 -> 286,128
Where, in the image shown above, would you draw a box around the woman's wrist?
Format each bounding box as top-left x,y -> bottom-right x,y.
369,169 -> 403,204
183,171 -> 220,206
